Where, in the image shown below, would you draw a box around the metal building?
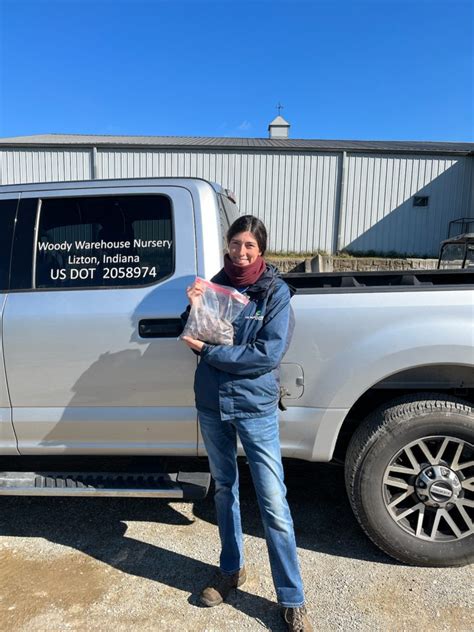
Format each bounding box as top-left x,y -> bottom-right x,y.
1,129 -> 473,256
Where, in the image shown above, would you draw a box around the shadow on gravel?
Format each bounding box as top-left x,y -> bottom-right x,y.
193,457 -> 395,567
0,455 -> 396,627
0,482 -> 278,627
0,455 -> 394,569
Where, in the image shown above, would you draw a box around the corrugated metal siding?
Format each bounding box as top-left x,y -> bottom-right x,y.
1,145 -> 473,255
97,149 -> 340,253
340,154 -> 473,256
0,149 -> 91,185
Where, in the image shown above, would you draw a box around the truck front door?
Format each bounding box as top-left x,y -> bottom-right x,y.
3,185 -> 197,454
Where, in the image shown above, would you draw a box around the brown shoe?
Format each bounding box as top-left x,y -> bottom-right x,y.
200,567 -> 247,607
282,605 -> 313,632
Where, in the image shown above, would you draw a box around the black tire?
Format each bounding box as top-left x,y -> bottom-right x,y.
345,392 -> 474,567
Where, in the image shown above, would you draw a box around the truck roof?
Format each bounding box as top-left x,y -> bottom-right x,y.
0,176 -> 224,195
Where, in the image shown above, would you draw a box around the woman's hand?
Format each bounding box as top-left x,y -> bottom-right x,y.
183,280 -> 205,352
181,336 -> 205,352
186,280 -> 204,306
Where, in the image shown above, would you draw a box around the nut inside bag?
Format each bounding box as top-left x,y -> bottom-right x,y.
180,277 -> 250,345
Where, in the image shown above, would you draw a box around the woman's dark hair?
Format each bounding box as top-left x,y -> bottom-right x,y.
226,215 -> 267,255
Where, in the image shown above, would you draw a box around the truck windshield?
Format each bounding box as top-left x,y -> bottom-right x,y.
220,195 -> 239,226
217,194 -> 239,256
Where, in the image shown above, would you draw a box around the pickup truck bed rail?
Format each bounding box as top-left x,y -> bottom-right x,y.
284,269 -> 474,292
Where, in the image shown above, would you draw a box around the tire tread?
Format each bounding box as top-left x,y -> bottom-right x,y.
345,392 -> 473,566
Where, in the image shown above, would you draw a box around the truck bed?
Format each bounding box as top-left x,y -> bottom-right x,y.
283,269 -> 474,293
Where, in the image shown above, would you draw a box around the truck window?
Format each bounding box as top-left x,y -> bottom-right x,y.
0,199 -> 18,291
35,195 -> 174,289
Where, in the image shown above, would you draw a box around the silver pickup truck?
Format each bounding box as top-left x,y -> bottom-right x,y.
0,178 -> 473,567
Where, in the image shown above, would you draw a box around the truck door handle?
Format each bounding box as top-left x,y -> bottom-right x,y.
139,319 -> 183,338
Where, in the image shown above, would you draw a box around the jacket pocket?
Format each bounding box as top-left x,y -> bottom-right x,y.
260,371 -> 279,398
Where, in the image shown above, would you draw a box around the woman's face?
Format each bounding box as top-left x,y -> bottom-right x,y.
228,231 -> 262,266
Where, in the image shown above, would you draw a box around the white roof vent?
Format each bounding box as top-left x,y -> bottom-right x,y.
268,114 -> 290,139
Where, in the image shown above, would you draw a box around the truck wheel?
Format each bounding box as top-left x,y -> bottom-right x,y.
345,393 -> 473,566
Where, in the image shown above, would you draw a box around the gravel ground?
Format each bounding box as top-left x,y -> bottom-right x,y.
0,457 -> 472,632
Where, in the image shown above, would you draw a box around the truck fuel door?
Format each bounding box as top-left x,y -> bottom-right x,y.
279,363 -> 304,410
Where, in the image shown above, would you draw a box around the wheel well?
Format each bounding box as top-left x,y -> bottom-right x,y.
332,365 -> 474,462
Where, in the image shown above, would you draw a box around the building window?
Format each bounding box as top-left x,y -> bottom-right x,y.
35,194 -> 174,289
413,196 -> 429,207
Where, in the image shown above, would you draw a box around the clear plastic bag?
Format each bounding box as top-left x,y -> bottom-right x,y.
180,277 -> 250,345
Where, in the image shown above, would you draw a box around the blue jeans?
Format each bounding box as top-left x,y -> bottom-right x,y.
198,409 -> 305,608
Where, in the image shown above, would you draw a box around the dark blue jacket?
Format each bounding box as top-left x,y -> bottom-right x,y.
182,264 -> 294,420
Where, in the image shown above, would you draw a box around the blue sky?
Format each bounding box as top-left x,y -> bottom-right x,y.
0,0 -> 472,142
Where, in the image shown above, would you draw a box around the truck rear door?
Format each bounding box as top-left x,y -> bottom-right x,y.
3,184 -> 198,455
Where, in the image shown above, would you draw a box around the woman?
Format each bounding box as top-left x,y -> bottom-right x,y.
181,215 -> 312,632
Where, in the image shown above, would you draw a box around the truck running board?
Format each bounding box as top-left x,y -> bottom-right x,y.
0,471 -> 211,499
